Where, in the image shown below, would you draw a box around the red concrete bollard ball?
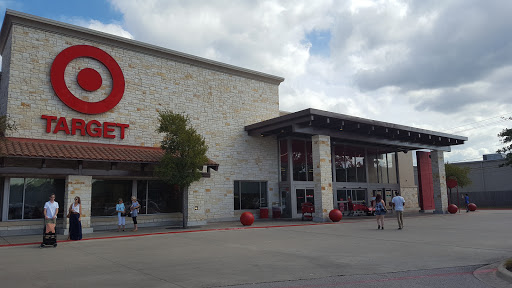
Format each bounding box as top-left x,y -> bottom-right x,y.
240,212 -> 255,226
329,209 -> 343,222
468,203 -> 477,211
448,204 -> 458,214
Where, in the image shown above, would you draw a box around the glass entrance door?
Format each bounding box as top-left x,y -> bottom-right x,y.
280,189 -> 292,218
294,188 -> 314,218
336,189 -> 367,215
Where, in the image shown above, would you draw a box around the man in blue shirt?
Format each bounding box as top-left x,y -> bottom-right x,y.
391,192 -> 405,229
464,194 -> 470,212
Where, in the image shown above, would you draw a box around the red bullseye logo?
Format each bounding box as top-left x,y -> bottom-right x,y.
51,45 -> 125,114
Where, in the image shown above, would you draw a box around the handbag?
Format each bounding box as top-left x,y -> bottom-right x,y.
378,202 -> 387,213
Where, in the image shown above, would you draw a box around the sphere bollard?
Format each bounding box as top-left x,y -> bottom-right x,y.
329,209 -> 343,222
468,203 -> 477,211
448,204 -> 458,214
240,212 -> 255,226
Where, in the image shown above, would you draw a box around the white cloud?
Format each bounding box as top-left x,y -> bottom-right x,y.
102,0 -> 512,163
66,17 -> 134,39
84,20 -> 134,39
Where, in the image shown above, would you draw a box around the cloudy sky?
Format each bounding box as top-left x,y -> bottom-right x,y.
2,0 -> 512,163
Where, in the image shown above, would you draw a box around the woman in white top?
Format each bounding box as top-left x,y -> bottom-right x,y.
68,196 -> 82,240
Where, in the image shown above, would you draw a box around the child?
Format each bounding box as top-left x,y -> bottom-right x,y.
116,198 -> 126,232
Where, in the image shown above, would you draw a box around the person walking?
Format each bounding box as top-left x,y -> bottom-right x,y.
116,198 -> 126,232
130,196 -> 140,231
464,193 -> 470,212
44,193 -> 59,233
374,194 -> 387,230
68,196 -> 82,240
391,192 -> 405,229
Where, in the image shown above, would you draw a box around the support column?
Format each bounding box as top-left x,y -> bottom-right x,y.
312,135 -> 333,222
431,150 -> 448,214
62,175 -> 93,235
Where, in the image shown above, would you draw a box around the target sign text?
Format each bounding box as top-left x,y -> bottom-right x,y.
47,45 -> 129,139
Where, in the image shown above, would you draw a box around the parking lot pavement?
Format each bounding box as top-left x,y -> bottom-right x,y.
1,210 -> 511,287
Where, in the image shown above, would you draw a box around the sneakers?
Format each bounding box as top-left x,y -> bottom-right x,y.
378,225 -> 381,230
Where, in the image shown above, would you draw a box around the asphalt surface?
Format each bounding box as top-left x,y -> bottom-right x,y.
1,210 -> 511,288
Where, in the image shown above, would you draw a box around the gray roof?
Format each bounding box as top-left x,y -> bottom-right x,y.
246,108 -> 468,152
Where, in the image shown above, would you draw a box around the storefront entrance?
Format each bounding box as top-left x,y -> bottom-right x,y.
335,189 -> 366,215
279,187 -> 315,218
294,188 -> 314,218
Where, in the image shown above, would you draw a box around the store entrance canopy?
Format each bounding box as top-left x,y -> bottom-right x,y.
245,108 -> 467,152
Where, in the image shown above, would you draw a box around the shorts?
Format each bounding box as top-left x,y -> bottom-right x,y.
132,217 -> 137,224
118,214 -> 125,226
45,218 -> 56,224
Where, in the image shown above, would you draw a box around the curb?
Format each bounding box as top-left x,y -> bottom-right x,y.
497,259 -> 512,283
0,222 -> 339,248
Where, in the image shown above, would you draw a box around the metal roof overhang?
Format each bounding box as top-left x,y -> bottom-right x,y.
245,108 -> 468,152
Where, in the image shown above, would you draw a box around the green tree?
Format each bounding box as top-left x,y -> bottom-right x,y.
497,118 -> 512,167
155,111 -> 208,228
445,163 -> 472,188
0,115 -> 15,138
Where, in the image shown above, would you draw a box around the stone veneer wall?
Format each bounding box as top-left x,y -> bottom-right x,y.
0,31 -> 12,116
312,135 -> 333,222
3,23 -> 281,223
431,150 -> 448,213
63,175 -> 92,234
400,187 -> 419,211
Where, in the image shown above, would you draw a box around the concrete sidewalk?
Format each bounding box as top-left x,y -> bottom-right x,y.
0,211 -> 446,247
1,210 -> 511,287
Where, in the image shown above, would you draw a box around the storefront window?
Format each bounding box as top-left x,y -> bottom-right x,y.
368,153 -> 378,183
8,178 -> 23,220
346,147 -> 357,182
378,154 -> 388,183
91,180 -> 132,216
234,181 -> 267,210
280,139 -> 288,182
387,153 -> 397,183
8,178 -> 65,220
292,140 -> 313,181
137,180 -> 181,214
306,142 -> 313,181
334,146 -> 347,182
334,145 -> 366,182
292,140 -> 307,181
367,151 -> 397,184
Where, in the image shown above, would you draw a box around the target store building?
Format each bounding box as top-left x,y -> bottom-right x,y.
0,10 -> 467,235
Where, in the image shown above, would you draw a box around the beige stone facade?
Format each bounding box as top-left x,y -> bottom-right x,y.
62,175 -> 92,234
312,135 -> 333,221
0,11 -> 282,231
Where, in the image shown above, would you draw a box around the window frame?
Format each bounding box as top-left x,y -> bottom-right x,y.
233,180 -> 268,210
